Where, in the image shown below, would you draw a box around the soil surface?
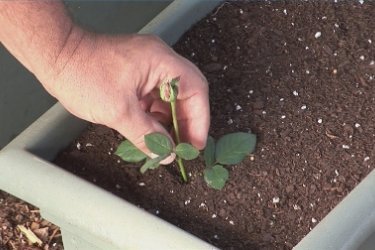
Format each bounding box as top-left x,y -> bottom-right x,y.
23,2 -> 375,250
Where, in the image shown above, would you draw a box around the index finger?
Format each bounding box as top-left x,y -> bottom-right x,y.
174,61 -> 210,150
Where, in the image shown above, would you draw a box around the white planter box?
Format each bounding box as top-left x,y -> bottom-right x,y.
0,1 -> 220,249
294,168 -> 375,250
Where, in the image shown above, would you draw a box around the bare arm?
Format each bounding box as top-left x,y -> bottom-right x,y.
0,2 -> 84,88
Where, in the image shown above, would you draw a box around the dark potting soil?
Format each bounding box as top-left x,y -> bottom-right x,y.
54,2 -> 375,249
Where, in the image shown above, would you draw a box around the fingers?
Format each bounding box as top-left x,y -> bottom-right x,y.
173,60 -> 210,150
177,92 -> 210,150
112,97 -> 175,165
139,95 -> 171,127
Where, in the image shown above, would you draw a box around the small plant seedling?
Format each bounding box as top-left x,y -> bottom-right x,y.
115,77 -> 257,189
116,77 -> 198,182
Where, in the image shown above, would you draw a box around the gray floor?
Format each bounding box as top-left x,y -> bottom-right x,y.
0,1 -> 170,149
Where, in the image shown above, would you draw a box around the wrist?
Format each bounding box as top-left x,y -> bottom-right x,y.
38,25 -> 88,89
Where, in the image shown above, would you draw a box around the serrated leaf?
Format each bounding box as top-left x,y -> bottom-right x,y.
140,154 -> 168,174
204,165 -> 229,190
115,140 -> 147,162
145,132 -> 173,155
204,136 -> 215,167
175,143 -> 199,160
215,132 -> 256,165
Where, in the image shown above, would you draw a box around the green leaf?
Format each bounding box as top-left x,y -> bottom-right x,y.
145,132 -> 173,155
140,154 -> 168,174
175,143 -> 199,160
204,136 -> 215,167
115,140 -> 147,162
215,132 -> 256,165
204,165 -> 229,190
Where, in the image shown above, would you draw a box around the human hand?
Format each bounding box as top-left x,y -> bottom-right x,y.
44,30 -> 210,161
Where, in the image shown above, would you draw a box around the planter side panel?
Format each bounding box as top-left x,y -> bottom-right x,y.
294,170 -> 375,250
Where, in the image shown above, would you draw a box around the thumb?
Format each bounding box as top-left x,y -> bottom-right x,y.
113,103 -> 175,165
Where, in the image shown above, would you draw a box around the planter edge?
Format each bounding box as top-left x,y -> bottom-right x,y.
294,169 -> 375,250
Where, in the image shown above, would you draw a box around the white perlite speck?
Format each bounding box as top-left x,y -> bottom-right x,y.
301,105 -> 307,110
184,198 -> 191,205
249,90 -> 254,94
155,210 -> 160,215
229,220 -> 235,225
293,90 -> 299,96
272,197 -> 280,204
318,118 -> 323,124
85,143 -> 93,147
368,39 -> 372,44
360,55 -> 365,60
355,123 -> 361,128
293,204 -> 301,210
283,9 -> 287,15
214,235 -> 219,239
235,105 -> 242,111
281,115 -> 286,119
364,156 -> 370,162
315,31 -> 322,38
211,39 -> 215,43
359,0 -> 364,4
342,145 -> 350,149
138,182 -> 145,186
239,9 -> 244,14
280,98 -> 284,101
306,70 -> 310,74
370,60 -> 375,65
312,218 -> 318,223
76,142 -> 81,150
212,214 -> 217,218
115,184 -> 121,189
227,118 -> 233,125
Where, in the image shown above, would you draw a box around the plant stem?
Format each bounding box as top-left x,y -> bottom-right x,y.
171,101 -> 188,182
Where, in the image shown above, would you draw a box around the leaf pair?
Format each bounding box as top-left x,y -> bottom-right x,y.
203,132 -> 256,190
115,132 -> 199,173
115,131 -> 257,190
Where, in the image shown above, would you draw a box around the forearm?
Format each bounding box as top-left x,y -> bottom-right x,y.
0,1 -> 84,86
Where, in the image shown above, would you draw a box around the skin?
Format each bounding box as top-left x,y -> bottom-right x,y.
0,2 -> 210,163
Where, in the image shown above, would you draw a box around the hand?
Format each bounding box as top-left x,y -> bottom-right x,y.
45,30 -> 210,160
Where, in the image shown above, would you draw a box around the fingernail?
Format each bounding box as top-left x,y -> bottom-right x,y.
160,153 -> 176,165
